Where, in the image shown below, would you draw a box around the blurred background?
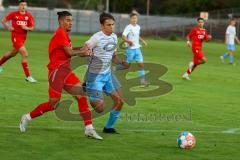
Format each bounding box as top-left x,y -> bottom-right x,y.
1,0 -> 240,40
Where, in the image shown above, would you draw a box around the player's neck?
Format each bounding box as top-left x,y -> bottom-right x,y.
102,30 -> 112,36
130,23 -> 137,26
59,26 -> 68,32
19,10 -> 26,15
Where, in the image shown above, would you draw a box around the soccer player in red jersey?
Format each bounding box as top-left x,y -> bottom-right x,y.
19,11 -> 103,140
0,0 -> 37,82
182,17 -> 212,80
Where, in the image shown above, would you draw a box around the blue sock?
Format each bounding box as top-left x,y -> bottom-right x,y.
223,53 -> 230,59
139,69 -> 145,80
229,55 -> 234,64
105,110 -> 121,129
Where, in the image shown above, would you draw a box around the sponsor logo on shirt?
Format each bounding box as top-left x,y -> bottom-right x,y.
16,21 -> 27,26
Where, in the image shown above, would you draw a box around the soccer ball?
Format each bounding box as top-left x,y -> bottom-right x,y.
177,131 -> 196,149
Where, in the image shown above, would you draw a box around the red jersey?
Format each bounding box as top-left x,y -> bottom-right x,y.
6,11 -> 34,35
48,27 -> 72,70
188,27 -> 209,50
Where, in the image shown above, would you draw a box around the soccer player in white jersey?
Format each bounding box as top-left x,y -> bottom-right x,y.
220,18 -> 240,64
121,13 -> 149,87
85,13 -> 126,134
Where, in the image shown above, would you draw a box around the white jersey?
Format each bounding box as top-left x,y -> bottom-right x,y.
226,25 -> 236,45
86,31 -> 118,74
122,24 -> 141,49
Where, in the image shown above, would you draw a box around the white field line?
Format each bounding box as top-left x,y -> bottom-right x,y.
0,125 -> 240,135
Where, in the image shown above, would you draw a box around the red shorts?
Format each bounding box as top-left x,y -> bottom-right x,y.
48,67 -> 80,98
192,48 -> 205,65
11,34 -> 26,50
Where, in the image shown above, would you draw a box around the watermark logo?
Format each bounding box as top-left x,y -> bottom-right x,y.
50,43 -> 173,121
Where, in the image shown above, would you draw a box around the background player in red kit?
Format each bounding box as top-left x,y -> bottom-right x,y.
19,11 -> 103,140
182,17 -> 212,80
0,0 -> 37,82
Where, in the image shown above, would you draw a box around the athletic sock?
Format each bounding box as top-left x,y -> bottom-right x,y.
30,102 -> 55,119
229,55 -> 234,64
139,69 -> 145,81
77,96 -> 92,126
21,62 -> 31,77
105,109 -> 121,129
0,56 -> 9,66
223,53 -> 230,59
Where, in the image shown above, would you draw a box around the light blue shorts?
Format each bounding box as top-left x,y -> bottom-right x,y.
227,44 -> 235,51
86,71 -> 121,102
126,48 -> 143,63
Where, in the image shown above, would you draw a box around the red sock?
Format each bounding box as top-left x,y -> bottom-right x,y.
30,102 -> 55,119
77,96 -> 92,126
187,63 -> 198,75
0,56 -> 9,66
21,62 -> 31,77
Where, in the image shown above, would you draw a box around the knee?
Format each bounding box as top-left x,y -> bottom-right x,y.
22,54 -> 28,59
49,99 -> 60,109
91,101 -> 104,113
115,97 -> 124,110
203,58 -> 207,63
125,63 -> 130,69
9,53 -> 17,58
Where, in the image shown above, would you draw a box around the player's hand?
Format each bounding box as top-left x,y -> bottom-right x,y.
142,41 -> 148,46
8,27 -> 14,32
122,60 -> 129,69
78,44 -> 92,57
208,35 -> 212,40
187,41 -> 191,48
21,25 -> 29,30
127,41 -> 134,46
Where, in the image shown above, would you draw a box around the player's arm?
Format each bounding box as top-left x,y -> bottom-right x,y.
235,36 -> 240,44
21,26 -> 34,31
1,17 -> 14,32
122,35 -> 133,46
205,34 -> 212,41
122,26 -> 133,46
140,36 -> 147,46
64,44 -> 91,57
225,34 -> 228,44
186,35 -> 191,47
112,52 -> 129,69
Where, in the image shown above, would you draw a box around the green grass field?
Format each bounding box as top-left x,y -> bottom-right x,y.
0,31 -> 240,160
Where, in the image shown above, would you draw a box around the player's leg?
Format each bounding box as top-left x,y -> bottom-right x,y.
135,48 -> 149,86
228,45 -> 236,64
19,69 -> 66,132
18,46 -> 37,82
63,72 -> 103,140
183,50 -> 205,80
221,44 -> 235,63
103,90 -> 123,134
0,47 -> 18,73
19,97 -> 60,132
103,73 -> 123,134
229,51 -> 235,64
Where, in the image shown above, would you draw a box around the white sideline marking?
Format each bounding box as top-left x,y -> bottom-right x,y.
0,125 -> 240,135
222,128 -> 240,134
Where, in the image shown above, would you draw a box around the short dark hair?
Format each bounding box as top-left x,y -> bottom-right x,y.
99,12 -> 115,24
57,11 -> 72,20
197,17 -> 204,22
230,18 -> 236,21
18,0 -> 27,4
130,13 -> 138,18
